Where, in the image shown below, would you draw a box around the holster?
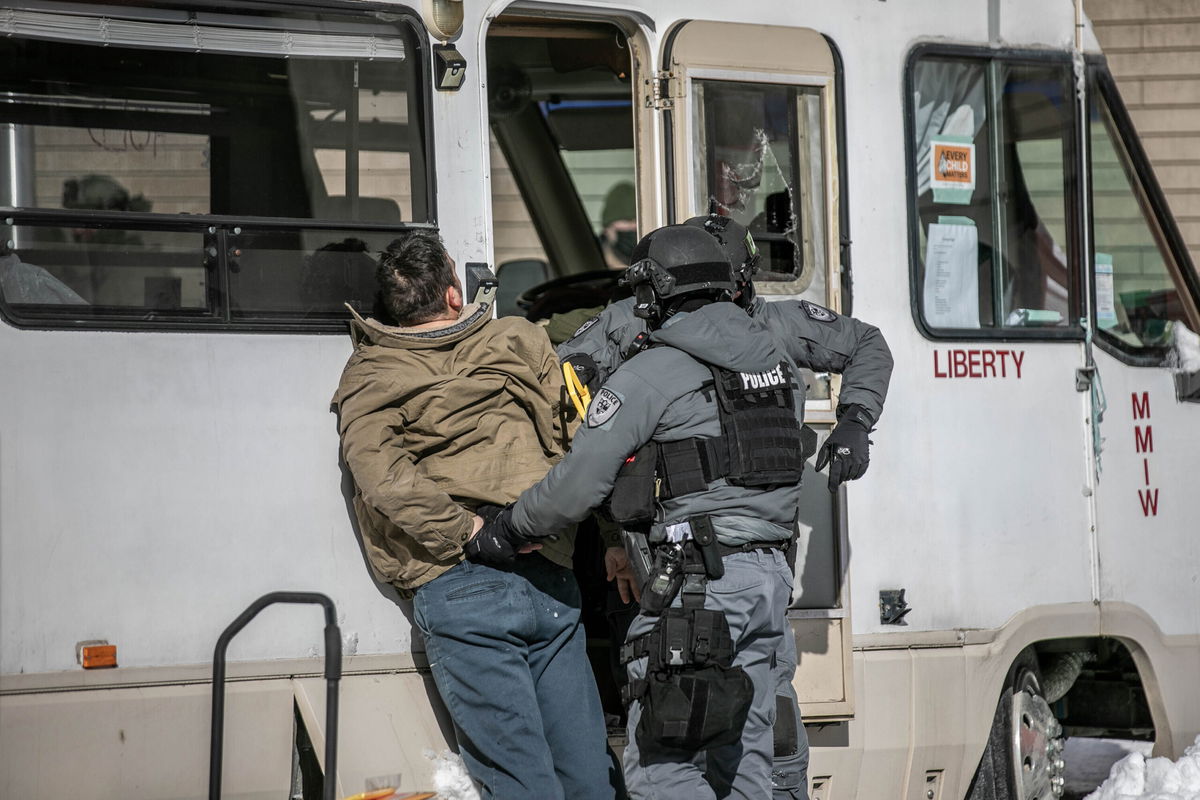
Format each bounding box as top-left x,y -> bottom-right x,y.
629,517 -> 722,616
621,607 -> 752,753
636,664 -> 752,753
639,544 -> 685,616
622,528 -> 653,591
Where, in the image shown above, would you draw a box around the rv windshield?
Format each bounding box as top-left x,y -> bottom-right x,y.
1091,84 -> 1195,354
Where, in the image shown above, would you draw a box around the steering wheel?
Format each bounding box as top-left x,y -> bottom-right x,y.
517,269 -> 627,321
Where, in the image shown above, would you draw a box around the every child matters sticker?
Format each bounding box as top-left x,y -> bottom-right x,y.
930,135 -> 975,205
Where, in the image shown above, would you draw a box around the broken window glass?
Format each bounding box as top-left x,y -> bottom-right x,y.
692,80 -> 827,292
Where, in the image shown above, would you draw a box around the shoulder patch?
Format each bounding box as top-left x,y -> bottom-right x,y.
587,387 -> 623,428
800,300 -> 837,323
572,314 -> 601,339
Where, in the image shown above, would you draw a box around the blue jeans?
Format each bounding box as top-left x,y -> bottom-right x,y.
413,555 -> 617,800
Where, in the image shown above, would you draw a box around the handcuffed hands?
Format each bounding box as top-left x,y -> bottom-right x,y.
463,504 -> 539,566
814,404 -> 874,492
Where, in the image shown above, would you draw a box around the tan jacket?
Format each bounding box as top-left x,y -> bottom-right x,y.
332,304 -> 573,595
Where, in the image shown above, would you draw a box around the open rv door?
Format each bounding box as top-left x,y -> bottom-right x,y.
651,20 -> 854,719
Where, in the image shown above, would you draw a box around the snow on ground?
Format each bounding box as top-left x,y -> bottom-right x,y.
1080,735 -> 1200,800
424,748 -> 481,800
1065,738 -> 1156,799
415,737 -> 1199,800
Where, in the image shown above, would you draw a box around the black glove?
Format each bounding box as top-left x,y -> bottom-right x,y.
475,503 -> 505,524
463,504 -> 526,566
814,404 -> 874,492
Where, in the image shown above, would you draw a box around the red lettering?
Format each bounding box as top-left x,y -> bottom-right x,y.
1134,426 -> 1154,454
1132,392 -> 1151,420
1138,489 -> 1159,517
952,350 -> 968,378
1132,394 -> 1154,515
931,349 -> 1027,379
982,350 -> 996,377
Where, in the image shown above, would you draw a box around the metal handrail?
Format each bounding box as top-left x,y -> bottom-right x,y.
209,592 -> 341,800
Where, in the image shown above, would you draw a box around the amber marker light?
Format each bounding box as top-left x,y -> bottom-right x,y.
76,640 -> 118,669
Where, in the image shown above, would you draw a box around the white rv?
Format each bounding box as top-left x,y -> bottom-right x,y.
1,1 -> 1197,798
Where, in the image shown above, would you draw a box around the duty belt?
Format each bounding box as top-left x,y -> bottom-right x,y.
716,539 -> 791,557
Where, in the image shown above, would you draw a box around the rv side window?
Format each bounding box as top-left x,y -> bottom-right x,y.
907,52 -> 1078,337
0,3 -> 430,331
692,81 -> 828,291
1088,73 -> 1199,358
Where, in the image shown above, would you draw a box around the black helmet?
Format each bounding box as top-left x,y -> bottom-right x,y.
622,224 -> 736,323
684,213 -> 760,307
684,214 -> 760,283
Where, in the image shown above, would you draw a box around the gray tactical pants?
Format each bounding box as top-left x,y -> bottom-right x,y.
772,617 -> 810,798
622,549 -> 806,800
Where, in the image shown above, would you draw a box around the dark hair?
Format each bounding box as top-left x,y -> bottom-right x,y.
377,230 -> 456,325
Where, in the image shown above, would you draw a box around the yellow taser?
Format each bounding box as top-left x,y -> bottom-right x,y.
562,361 -> 592,419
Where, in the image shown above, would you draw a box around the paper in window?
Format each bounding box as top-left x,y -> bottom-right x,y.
923,220 -> 980,329
1095,253 -> 1117,330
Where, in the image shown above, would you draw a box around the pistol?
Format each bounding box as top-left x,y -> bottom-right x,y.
622,528 -> 653,594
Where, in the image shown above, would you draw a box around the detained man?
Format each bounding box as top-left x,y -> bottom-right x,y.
332,229 -> 616,800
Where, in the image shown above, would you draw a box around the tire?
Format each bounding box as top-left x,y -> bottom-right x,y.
965,648 -> 1065,800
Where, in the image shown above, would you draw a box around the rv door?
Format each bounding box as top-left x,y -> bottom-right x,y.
654,20 -> 853,719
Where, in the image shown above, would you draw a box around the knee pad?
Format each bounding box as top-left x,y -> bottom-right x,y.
774,692 -> 800,758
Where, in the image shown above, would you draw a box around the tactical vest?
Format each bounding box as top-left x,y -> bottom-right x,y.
657,360 -> 807,500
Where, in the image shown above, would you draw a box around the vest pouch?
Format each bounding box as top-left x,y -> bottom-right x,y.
723,404 -> 805,488
712,362 -> 805,489
635,663 -> 753,753
609,442 -> 658,524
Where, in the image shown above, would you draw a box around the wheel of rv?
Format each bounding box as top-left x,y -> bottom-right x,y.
966,648 -> 1066,800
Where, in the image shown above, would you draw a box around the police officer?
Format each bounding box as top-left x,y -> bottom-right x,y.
559,214 -> 891,498
554,214 -> 893,798
469,223 -> 890,799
